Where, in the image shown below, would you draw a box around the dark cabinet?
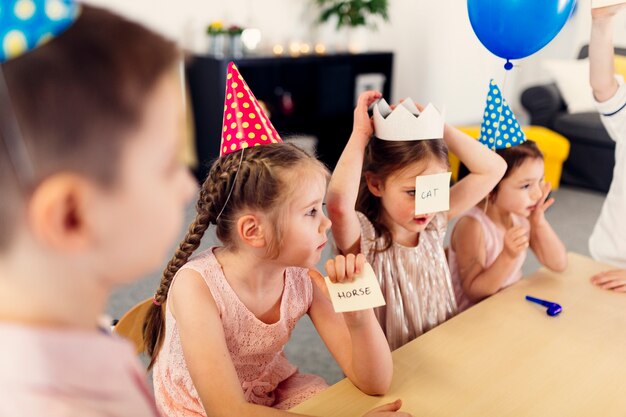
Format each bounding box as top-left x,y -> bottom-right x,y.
185,52 -> 393,181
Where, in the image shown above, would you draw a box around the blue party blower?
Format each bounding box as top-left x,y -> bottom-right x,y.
525,296 -> 562,317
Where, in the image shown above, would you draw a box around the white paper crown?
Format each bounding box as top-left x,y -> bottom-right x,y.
373,98 -> 445,141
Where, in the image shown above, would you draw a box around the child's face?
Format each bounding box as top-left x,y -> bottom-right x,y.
493,158 -> 544,217
277,168 -> 331,268
374,158 -> 449,238
87,72 -> 197,285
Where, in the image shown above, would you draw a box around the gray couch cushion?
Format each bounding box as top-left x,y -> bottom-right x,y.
554,112 -> 616,149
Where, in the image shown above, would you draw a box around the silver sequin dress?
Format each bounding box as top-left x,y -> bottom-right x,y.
357,211 -> 458,351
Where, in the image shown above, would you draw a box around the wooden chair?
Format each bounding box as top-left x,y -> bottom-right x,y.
113,298 -> 153,354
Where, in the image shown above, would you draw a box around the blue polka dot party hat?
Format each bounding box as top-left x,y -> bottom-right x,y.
478,79 -> 526,150
0,0 -> 79,63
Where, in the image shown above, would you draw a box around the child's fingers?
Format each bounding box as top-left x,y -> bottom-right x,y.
513,240 -> 528,253
325,259 -> 337,283
592,3 -> 626,18
334,255 -> 346,283
600,278 -> 626,291
345,253 -> 356,281
507,226 -> 528,240
365,399 -> 402,413
355,253 -> 366,275
511,229 -> 529,241
613,283 -> 626,292
308,269 -> 329,298
591,274 -> 626,291
542,197 -> 555,211
591,269 -> 626,284
357,91 -> 382,110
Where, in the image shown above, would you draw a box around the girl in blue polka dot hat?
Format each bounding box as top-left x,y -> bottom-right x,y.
0,2 -> 197,415
447,80 -> 568,313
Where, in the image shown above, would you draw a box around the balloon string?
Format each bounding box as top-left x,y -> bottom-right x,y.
493,68 -> 510,150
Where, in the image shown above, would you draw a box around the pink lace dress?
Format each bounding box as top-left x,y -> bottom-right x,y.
448,206 -> 529,312
153,248 -> 328,416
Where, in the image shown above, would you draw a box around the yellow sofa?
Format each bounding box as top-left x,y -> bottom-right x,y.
450,125 -> 570,190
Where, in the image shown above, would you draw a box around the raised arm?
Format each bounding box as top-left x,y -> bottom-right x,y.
590,4 -> 626,102
308,255 -> 393,396
528,182 -> 568,272
326,91 -> 382,254
446,125 -> 507,220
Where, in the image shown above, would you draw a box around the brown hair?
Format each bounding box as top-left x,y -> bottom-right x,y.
356,137 -> 449,252
458,140 -> 544,200
0,5 -> 179,251
143,143 -> 328,369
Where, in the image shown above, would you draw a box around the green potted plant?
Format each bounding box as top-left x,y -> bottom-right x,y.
315,0 -> 389,29
314,0 -> 389,52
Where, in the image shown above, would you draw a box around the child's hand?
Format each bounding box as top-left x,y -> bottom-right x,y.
410,100 -> 425,113
325,253 -> 366,283
591,269 -> 626,292
503,226 -> 529,259
307,254 -> 366,299
361,399 -> 412,417
529,182 -> 555,227
353,91 -> 382,139
592,3 -> 626,19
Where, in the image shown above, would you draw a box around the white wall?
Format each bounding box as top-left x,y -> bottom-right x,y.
84,0 -> 626,125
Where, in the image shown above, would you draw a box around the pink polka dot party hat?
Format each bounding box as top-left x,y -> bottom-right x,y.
220,62 -> 282,156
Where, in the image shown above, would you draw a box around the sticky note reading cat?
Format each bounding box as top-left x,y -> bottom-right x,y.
324,263 -> 386,313
414,172 -> 451,215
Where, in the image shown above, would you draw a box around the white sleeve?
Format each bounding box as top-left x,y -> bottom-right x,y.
596,76 -> 626,144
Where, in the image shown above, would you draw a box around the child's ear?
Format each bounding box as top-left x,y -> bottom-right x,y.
236,214 -> 266,248
365,172 -> 384,197
28,174 -> 91,251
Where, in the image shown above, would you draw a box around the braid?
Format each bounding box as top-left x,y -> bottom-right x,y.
142,151 -> 244,369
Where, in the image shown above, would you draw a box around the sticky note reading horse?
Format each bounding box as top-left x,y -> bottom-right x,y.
324,263 -> 386,313
414,172 -> 451,215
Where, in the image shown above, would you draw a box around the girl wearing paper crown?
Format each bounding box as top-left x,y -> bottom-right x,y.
326,91 -> 507,350
448,80 -> 567,313
144,63 -> 412,417
0,2 -> 197,416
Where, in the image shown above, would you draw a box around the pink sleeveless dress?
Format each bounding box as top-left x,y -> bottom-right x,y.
448,206 -> 529,313
153,248 -> 328,416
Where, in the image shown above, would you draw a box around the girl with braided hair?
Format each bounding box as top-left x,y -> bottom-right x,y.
143,63 -> 402,417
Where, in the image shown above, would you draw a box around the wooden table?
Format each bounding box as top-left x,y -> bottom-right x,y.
291,253 -> 626,416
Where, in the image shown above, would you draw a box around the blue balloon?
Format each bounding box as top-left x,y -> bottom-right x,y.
468,0 -> 577,62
